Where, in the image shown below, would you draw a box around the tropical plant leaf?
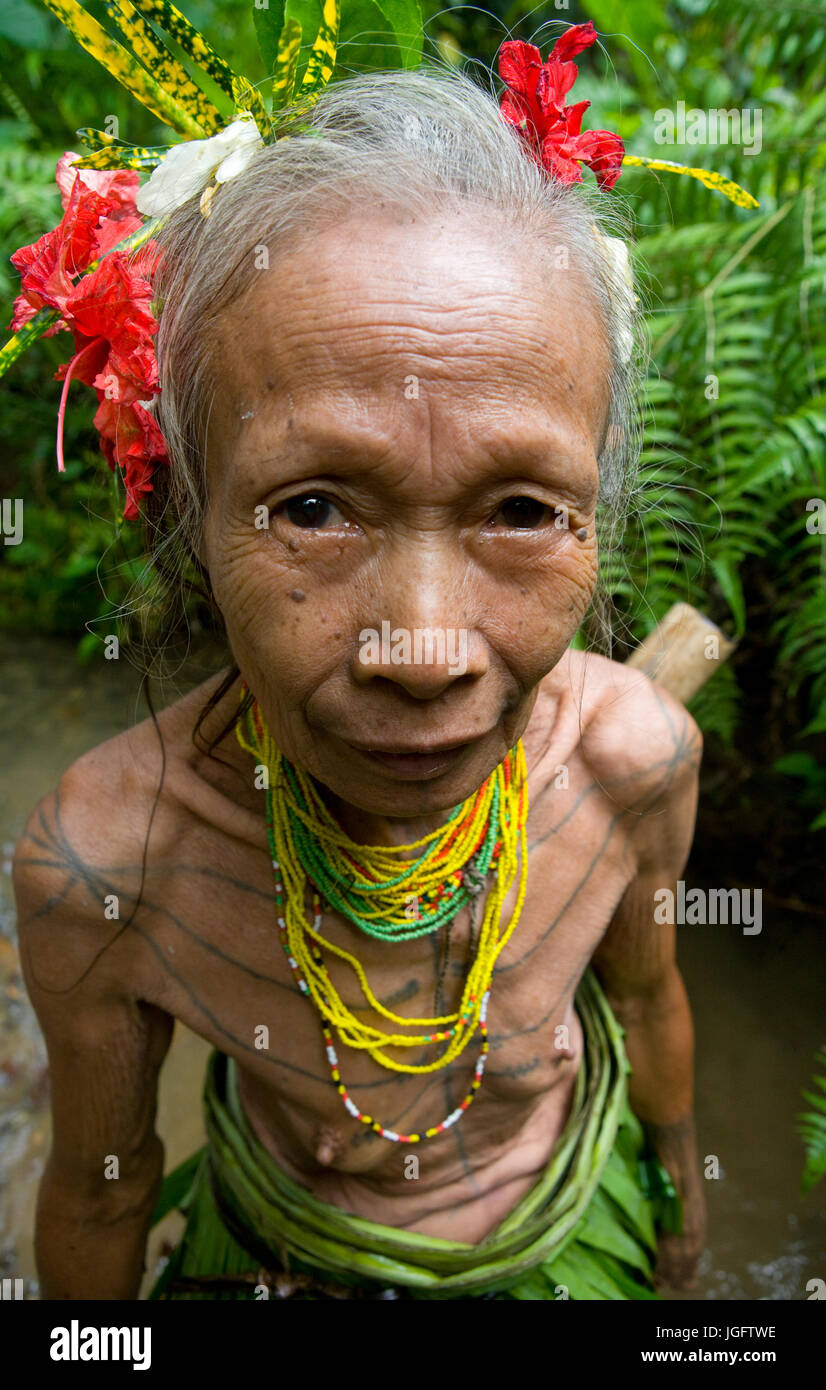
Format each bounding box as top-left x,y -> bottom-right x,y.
130,0 -> 236,97
103,0 -> 224,132
622,154 -> 759,209
253,0 -> 286,83
798,1048 -> 826,1193
371,0 -> 423,69
39,0 -> 206,136
72,130 -> 172,169
300,0 -> 340,96
0,308 -> 56,378
231,73 -> 270,135
336,0 -> 420,75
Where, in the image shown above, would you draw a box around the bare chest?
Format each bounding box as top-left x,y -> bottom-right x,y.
137,749 -> 636,1191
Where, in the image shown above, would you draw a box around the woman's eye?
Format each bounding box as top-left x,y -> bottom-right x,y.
283,494 -> 342,529
492,496 -> 550,529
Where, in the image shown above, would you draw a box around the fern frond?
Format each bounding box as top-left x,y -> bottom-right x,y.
798,1048 -> 826,1193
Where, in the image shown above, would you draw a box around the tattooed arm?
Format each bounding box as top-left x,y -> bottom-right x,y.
13,753 -> 175,1300
587,678 -> 706,1291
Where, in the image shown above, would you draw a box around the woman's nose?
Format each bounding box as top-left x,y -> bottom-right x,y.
351,556 -> 488,698
352,618 -> 488,698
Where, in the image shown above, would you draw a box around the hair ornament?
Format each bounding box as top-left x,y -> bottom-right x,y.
2,4 -> 757,519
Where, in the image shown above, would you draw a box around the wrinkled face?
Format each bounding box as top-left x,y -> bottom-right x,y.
203,206 -> 611,817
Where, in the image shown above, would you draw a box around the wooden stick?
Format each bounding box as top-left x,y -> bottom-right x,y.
625,602 -> 736,703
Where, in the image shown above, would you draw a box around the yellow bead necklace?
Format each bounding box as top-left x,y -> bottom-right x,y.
236,694 -> 529,1143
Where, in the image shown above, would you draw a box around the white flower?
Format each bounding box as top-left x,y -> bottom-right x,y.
591,224 -> 637,366
136,116 -> 264,218
597,230 -> 632,290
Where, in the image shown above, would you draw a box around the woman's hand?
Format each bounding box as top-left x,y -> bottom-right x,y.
655,1172 -> 708,1291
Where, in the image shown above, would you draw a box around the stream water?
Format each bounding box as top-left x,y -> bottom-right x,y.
1,634 -> 823,1300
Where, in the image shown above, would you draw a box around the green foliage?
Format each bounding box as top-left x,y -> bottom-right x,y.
609,0 -> 826,806
798,1047 -> 826,1194
773,753 -> 826,831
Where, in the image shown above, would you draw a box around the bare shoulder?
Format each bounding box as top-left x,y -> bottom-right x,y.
12,672 -> 239,996
8,686 -> 239,1188
15,689 -> 181,906
539,648 -> 702,812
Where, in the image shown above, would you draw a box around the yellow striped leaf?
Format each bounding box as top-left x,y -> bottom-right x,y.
300,0 -> 339,97
72,134 -> 170,170
75,126 -> 138,150
40,0 -> 205,137
0,311 -> 57,381
231,74 -> 270,138
104,0 -> 224,133
622,155 -> 759,210
272,18 -> 302,110
131,0 -> 235,98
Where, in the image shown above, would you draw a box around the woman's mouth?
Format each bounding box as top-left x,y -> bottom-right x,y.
347,741 -> 475,780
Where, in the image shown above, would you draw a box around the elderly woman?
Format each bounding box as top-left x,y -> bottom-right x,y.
12,61 -> 706,1301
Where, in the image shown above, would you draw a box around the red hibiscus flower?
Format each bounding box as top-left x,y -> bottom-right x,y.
93,396 -> 169,521
10,177 -> 114,332
10,153 -> 143,332
54,250 -> 161,475
498,22 -> 625,190
55,152 -> 140,216
58,254 -> 159,398
10,149 -> 169,520
55,154 -> 143,259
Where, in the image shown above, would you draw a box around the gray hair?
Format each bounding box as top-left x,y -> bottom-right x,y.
144,62 -> 644,652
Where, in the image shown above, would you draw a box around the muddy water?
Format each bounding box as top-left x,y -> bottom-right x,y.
1,635 -> 824,1300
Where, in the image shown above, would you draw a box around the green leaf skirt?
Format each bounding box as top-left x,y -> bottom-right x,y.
146,969 -> 681,1301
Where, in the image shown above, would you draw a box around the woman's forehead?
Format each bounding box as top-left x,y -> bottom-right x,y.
209,208 -> 611,464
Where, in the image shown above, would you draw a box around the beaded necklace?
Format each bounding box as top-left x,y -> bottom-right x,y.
236,695 -> 529,1143
265,739 -> 504,943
